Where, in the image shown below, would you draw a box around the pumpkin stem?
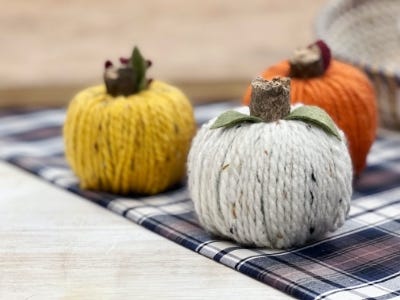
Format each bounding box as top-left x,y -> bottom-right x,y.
103,46 -> 152,97
289,40 -> 331,78
249,77 -> 291,122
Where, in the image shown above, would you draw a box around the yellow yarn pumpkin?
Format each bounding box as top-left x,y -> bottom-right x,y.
63,47 -> 196,195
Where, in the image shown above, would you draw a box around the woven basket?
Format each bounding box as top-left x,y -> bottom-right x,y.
316,0 -> 400,130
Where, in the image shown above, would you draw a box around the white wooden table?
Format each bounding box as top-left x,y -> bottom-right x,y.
0,161 -> 290,299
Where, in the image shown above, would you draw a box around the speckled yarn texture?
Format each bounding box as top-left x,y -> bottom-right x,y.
63,80 -> 196,195
188,107 -> 353,249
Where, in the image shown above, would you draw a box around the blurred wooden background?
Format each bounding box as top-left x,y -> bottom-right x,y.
0,0 -> 324,106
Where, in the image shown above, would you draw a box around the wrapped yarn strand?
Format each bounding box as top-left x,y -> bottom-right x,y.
189,77 -> 352,249
63,46 -> 196,195
243,40 -> 377,176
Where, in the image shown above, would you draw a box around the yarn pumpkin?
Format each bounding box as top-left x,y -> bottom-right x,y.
189,77 -> 352,249
63,47 -> 196,195
242,40 -> 377,176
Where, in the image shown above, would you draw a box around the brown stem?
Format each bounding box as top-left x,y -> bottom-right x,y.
249,77 -> 291,122
103,46 -> 151,97
289,44 -> 324,78
104,66 -> 138,97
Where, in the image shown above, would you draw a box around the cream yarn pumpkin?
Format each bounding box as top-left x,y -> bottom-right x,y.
188,77 -> 352,249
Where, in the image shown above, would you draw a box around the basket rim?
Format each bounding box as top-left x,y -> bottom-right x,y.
315,0 -> 400,82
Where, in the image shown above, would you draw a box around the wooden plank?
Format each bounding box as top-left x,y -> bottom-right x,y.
0,161 -> 291,299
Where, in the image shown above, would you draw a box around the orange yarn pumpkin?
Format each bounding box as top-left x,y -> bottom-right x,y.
243,41 -> 377,176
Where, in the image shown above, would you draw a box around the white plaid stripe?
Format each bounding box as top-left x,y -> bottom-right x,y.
0,109 -> 64,136
316,272 -> 400,300
0,137 -> 63,158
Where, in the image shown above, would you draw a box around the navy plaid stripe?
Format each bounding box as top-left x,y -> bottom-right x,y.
0,105 -> 399,300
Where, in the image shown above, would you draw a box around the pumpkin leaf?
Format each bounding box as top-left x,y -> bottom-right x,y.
285,105 -> 341,140
131,46 -> 148,92
210,110 -> 263,129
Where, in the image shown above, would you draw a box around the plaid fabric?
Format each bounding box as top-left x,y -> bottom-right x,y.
1,104 -> 400,300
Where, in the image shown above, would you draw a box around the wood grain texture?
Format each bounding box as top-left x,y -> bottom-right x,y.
0,0 -> 324,105
0,161 -> 291,299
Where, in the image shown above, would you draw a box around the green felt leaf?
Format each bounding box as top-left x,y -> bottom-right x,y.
131,46 -> 147,92
285,105 -> 341,140
210,110 -> 263,129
